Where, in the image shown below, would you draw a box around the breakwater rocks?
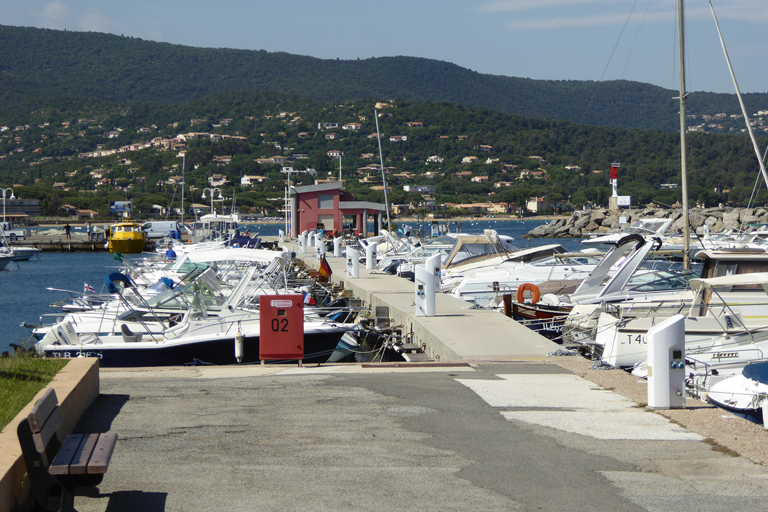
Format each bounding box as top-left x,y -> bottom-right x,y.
524,207 -> 768,238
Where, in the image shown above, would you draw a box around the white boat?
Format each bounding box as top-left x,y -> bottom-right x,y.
590,261 -> 768,368
34,265 -> 349,367
0,251 -> 14,270
706,362 -> 768,424
581,218 -> 674,251
449,251 -> 603,307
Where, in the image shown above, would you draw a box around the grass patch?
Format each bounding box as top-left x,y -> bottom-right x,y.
0,356 -> 68,431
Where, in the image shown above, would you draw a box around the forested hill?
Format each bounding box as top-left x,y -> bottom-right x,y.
1,25 -> 766,132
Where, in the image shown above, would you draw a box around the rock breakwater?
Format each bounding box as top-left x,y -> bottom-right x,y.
524,207 -> 768,238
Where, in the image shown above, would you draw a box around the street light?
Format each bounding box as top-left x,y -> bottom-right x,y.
201,188 -> 223,216
1,188 -> 15,225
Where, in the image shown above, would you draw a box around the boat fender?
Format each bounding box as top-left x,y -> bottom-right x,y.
516,283 -> 540,304
235,329 -> 244,363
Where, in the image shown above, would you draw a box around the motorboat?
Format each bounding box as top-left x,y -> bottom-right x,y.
590,261 -> 768,368
33,264 -> 350,366
706,361 -> 768,425
448,251 -> 603,307
581,218 -> 674,251
107,217 -> 147,253
438,231 -> 565,290
509,235 -> 693,339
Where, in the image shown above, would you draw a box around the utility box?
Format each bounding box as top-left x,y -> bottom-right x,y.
346,248 -> 360,278
415,262 -> 437,317
365,243 -> 377,269
259,295 -> 305,362
647,314 -> 686,409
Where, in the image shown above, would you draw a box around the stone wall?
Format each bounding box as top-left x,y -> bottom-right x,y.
523,207 -> 768,238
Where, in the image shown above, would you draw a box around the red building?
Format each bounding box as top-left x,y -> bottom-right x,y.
289,182 -> 387,237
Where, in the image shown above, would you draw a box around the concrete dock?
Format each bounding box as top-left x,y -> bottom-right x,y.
291,245 -> 561,362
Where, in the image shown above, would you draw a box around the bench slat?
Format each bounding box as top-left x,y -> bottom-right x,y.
49,434 -> 85,475
69,433 -> 100,475
88,433 -> 117,474
32,406 -> 62,453
28,389 -> 58,433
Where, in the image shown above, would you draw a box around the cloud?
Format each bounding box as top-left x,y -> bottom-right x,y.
478,0 -> 621,13
40,1 -> 72,29
80,8 -> 119,33
34,1 -> 125,34
506,10 -> 672,30
479,0 -> 768,30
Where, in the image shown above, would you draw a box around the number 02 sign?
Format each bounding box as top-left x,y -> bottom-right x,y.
259,295 -> 305,361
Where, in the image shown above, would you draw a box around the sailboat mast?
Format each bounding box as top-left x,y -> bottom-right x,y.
678,0 -> 691,270
180,154 -> 185,229
375,110 -> 391,231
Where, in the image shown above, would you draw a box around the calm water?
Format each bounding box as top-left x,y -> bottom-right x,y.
0,219 -> 582,355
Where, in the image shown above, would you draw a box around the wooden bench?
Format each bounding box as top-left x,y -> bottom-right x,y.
17,388 -> 117,512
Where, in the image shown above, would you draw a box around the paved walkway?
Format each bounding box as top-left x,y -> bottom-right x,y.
71,362 -> 768,512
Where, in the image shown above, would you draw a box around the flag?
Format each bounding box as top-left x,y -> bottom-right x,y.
84,282 -> 95,293
319,255 -> 332,279
302,290 -> 316,306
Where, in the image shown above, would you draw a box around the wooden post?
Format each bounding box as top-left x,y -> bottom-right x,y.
503,294 -> 512,318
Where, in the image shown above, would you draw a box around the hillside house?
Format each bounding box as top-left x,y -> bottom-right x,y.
426,155 -> 444,164
342,123 -> 362,131
527,197 -> 566,213
403,185 -> 436,194
240,175 -> 267,186
461,156 -> 479,164
211,155 -> 232,166
208,174 -> 227,187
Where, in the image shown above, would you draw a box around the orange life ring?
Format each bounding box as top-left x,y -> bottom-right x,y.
516,283 -> 540,304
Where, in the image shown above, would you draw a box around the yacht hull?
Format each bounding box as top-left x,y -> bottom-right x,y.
41,328 -> 347,367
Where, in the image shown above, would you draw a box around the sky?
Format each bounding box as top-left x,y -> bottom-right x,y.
5,0 -> 768,94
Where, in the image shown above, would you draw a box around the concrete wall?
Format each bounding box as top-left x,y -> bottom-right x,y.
0,358 -> 100,512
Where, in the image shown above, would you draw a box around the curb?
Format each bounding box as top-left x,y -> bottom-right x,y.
0,358 -> 100,512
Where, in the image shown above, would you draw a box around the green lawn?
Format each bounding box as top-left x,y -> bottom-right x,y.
0,357 -> 68,431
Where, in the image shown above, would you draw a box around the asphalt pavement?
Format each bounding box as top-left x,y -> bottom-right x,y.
70,362 -> 768,512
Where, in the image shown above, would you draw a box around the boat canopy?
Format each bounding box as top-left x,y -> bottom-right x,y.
688,272 -> 768,293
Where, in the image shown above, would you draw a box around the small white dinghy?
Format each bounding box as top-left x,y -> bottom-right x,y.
707,361 -> 768,425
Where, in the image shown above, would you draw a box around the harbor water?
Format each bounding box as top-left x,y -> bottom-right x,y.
0,219 -> 583,355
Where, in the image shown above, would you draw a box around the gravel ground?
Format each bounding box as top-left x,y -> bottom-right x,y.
551,356 -> 768,466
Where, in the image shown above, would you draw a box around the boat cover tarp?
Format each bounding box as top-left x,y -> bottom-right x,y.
743,362 -> 768,384
105,272 -> 134,293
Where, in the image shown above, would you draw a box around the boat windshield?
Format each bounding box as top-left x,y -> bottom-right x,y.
448,242 -> 503,266
626,219 -> 668,235
531,255 -> 601,267
143,279 -> 225,310
625,270 -> 699,292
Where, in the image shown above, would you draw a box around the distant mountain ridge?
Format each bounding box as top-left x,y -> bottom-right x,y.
0,24 -> 766,131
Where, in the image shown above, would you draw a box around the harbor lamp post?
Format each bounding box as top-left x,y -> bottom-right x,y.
201,188 -> 223,216
1,187 -> 15,224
